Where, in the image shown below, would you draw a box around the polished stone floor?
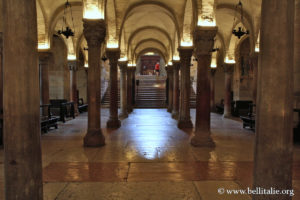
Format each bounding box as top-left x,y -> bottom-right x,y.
1,109 -> 300,199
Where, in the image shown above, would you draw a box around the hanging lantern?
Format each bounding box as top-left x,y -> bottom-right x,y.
58,0 -> 75,39
232,0 -> 249,39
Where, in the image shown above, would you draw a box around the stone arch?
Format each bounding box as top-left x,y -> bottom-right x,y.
105,0 -> 118,47
37,0 -> 49,48
181,0 -> 195,46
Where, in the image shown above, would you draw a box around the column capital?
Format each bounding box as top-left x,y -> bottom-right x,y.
118,61 -> 128,72
172,61 -> 181,70
223,63 -> 234,73
178,47 -> 193,64
106,48 -> 120,62
83,19 -> 106,47
67,60 -> 78,71
193,26 -> 218,56
211,68 -> 217,76
38,51 -> 52,65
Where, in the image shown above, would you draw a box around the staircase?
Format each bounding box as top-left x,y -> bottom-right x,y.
135,76 -> 167,108
101,76 -> 197,109
101,86 -> 120,108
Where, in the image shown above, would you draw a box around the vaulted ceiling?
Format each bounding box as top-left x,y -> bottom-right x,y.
0,0 -> 262,64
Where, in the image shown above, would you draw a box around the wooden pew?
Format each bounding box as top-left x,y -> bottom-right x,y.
40,104 -> 59,133
78,98 -> 88,113
240,103 -> 256,131
49,99 -> 75,123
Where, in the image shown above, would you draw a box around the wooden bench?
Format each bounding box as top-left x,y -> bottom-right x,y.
40,104 -> 59,133
50,100 -> 75,123
78,98 -> 88,113
240,103 -> 256,131
232,100 -> 253,117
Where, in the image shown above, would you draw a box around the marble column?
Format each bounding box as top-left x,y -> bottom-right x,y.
68,61 -> 78,115
83,19 -> 106,147
295,0 -> 300,106
119,61 -> 128,118
3,0 -> 43,199
106,49 -> 121,128
127,67 -> 133,113
172,61 -> 180,119
165,66 -> 169,105
132,67 -> 136,106
251,52 -> 259,105
223,64 -> 234,118
0,32 -> 3,113
167,65 -> 174,113
39,52 -> 52,115
210,68 -> 217,111
253,1 -> 294,200
178,47 -> 193,129
191,26 -> 217,147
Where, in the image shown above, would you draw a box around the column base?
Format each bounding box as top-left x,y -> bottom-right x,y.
172,111 -> 179,119
178,119 -> 193,129
127,107 -> 133,113
119,112 -> 128,119
106,118 -> 121,128
222,112 -> 232,119
167,107 -> 172,113
83,129 -> 105,147
191,134 -> 215,148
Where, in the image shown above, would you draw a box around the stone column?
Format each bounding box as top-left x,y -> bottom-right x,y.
106,49 -> 121,128
165,66 -> 169,105
210,68 -> 217,111
172,61 -> 180,119
191,26 -> 217,147
178,47 -> 193,129
0,32 -> 3,113
223,64 -> 234,118
250,52 -> 259,105
253,1 -> 294,200
295,0 -> 300,106
119,61 -> 128,118
83,19 -> 106,147
167,65 -> 174,113
127,67 -> 133,113
3,0 -> 43,199
39,52 -> 52,115
68,61 -> 78,115
132,67 -> 136,106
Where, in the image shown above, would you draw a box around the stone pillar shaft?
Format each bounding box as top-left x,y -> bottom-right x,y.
178,47 -> 193,129
127,67 -> 133,113
294,0 -> 300,105
172,62 -> 180,119
39,52 -> 51,107
167,66 -> 174,113
132,67 -> 136,105
83,19 -> 106,147
3,0 -> 43,199
191,26 -> 217,147
0,33 -> 3,113
223,64 -> 234,118
210,69 -> 217,111
68,61 -> 78,114
119,61 -> 128,118
253,1 -> 294,200
106,49 -> 121,128
250,53 -> 259,105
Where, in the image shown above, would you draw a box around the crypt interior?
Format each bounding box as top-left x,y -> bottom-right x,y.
0,0 -> 300,199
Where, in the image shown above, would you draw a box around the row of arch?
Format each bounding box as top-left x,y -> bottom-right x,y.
36,0 -> 261,65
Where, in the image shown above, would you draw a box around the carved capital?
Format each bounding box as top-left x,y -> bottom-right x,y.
178,47 -> 193,66
223,63 -> 235,74
211,68 -> 217,76
106,48 -> 120,67
83,19 -> 106,48
68,60 -> 78,71
194,26 -> 218,56
118,61 -> 128,73
38,52 -> 52,65
173,61 -> 181,71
